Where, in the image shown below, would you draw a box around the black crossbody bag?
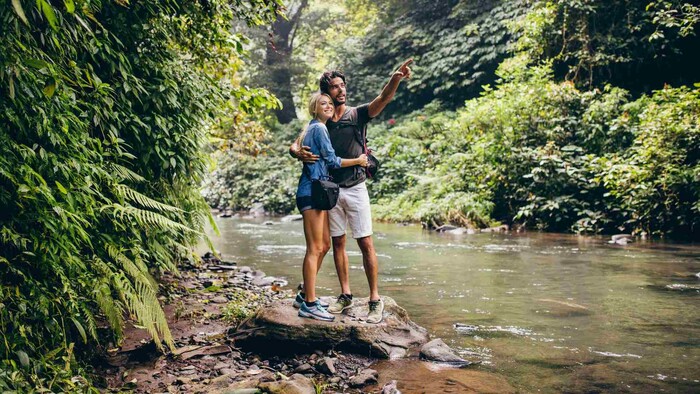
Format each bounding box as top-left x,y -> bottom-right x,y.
311,177 -> 339,210
305,166 -> 338,210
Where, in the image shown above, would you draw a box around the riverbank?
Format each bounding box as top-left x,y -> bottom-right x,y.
100,253 -> 373,393
100,252 -> 514,393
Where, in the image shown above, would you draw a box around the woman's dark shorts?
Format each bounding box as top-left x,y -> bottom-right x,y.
296,195 -> 315,213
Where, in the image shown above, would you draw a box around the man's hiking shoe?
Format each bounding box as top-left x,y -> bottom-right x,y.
298,301 -> 335,322
366,299 -> 384,324
328,294 -> 354,314
293,291 -> 329,309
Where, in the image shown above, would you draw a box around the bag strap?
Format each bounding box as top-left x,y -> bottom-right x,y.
359,118 -> 374,179
336,107 -> 371,178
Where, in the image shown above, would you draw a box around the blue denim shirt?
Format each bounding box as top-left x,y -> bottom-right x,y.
296,120 -> 342,198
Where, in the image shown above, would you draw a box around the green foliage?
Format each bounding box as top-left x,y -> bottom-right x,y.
530,1 -> 700,92
202,121 -> 303,213
338,0 -> 529,115
220,289 -> 262,325
598,86 -> 700,236
0,0 -> 282,390
207,0 -> 699,240
369,65 -> 699,237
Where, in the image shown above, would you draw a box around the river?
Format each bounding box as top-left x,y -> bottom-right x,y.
206,216 -> 699,393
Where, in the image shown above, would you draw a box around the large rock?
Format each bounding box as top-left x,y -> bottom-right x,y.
232,297 -> 429,359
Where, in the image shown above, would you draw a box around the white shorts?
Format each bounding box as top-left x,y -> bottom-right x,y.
329,181 -> 373,239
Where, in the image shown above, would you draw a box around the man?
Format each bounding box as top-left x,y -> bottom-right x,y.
290,59 -> 412,324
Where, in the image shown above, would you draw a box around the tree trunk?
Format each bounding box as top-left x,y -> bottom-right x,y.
266,1 -> 308,124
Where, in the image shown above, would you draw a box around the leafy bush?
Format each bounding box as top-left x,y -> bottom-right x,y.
369,68 -> 699,237
202,120 -> 304,214
0,0 -> 281,390
208,1 -> 699,240
202,150 -> 299,214
598,86 -> 700,236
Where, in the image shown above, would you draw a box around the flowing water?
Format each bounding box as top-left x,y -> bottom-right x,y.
207,217 -> 700,393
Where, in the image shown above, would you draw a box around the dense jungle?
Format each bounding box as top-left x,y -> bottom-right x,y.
1,0 -> 698,392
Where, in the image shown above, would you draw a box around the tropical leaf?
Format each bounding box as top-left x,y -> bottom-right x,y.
11,0 -> 29,25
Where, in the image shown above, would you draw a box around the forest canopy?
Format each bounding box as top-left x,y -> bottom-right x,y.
203,0 -> 700,238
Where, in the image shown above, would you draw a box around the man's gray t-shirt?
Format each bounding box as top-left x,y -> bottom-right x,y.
327,104 -> 372,188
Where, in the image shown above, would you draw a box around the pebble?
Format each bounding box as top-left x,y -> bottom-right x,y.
219,368 -> 236,376
349,368 -> 379,387
316,357 -> 336,375
293,363 -> 314,374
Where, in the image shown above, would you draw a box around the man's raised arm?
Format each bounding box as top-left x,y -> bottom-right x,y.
367,59 -> 413,119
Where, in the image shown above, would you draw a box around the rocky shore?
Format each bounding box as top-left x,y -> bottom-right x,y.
100,252 -> 481,393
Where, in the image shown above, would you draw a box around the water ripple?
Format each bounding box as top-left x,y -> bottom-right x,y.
454,324 -> 535,337
589,348 -> 642,358
666,283 -> 700,291
256,245 -> 306,254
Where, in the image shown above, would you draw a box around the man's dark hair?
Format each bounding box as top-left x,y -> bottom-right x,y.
319,71 -> 346,94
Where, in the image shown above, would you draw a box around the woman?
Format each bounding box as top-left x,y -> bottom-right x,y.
294,93 -> 367,321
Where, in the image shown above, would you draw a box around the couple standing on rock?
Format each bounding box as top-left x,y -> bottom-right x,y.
289,60 -> 413,324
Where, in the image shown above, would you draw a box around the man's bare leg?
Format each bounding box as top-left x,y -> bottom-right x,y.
332,235 -> 352,295
356,235 -> 379,301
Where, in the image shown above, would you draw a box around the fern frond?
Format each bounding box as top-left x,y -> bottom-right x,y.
109,163 -> 146,183
106,244 -> 158,289
102,204 -> 199,235
147,239 -> 179,273
0,164 -> 17,184
116,184 -> 184,214
79,304 -> 99,341
93,280 -> 124,338
112,273 -> 174,351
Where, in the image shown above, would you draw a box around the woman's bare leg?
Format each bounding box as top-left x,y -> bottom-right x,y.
302,209 -> 330,303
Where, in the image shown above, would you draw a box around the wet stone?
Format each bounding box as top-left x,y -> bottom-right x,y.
316,357 -> 336,375
349,369 -> 378,387
420,338 -> 471,365
252,276 -> 276,287
293,363 -> 314,374
381,380 -> 401,394
219,368 -> 236,376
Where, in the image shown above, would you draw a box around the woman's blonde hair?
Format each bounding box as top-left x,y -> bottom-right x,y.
307,92 -> 332,118
297,92 -> 332,145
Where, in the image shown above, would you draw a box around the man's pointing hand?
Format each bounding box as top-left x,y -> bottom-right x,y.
392,59 -> 413,80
